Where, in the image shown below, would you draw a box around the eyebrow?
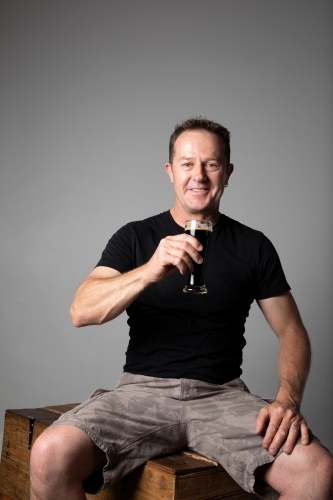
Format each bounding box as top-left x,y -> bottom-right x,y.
179,156 -> 220,161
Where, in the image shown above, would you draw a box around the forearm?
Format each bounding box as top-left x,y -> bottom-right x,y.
70,264 -> 151,327
275,325 -> 311,409
256,293 -> 312,454
256,325 -> 311,454
258,292 -> 311,408
70,233 -> 203,328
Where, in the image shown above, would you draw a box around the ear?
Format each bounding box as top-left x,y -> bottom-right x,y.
227,163 -> 234,182
165,163 -> 174,184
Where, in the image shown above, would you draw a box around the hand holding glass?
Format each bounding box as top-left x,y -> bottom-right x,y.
183,220 -> 213,294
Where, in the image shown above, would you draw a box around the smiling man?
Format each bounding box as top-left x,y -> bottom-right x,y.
30,118 -> 333,500
165,127 -> 233,221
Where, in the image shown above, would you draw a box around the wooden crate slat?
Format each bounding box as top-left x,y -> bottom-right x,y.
43,403 -> 80,415
0,493 -> 17,500
146,450 -> 219,475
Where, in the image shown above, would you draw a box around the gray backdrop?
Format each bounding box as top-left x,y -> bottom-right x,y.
1,1 -> 332,453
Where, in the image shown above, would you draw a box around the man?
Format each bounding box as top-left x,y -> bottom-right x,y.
30,118 -> 333,499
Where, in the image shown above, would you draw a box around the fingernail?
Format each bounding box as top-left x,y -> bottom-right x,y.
269,448 -> 276,455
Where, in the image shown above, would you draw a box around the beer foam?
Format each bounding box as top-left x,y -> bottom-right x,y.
185,220 -> 213,232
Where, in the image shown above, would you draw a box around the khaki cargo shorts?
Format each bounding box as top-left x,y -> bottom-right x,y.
52,373 -> 318,499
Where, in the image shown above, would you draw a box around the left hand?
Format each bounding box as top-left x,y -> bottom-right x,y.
255,399 -> 309,455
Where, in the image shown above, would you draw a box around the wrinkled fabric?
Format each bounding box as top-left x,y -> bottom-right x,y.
53,373 -> 318,499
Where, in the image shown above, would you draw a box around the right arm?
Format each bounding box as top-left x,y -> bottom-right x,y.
70,234 -> 203,327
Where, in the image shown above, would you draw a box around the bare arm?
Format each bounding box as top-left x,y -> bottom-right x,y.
70,233 -> 203,327
255,291 -> 311,455
70,265 -> 147,327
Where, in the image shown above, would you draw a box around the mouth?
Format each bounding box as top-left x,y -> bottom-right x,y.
188,188 -> 209,193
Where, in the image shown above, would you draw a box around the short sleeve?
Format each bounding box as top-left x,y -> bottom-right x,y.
255,236 -> 291,300
95,224 -> 134,273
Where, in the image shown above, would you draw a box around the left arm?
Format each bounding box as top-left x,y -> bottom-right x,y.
255,291 -> 311,455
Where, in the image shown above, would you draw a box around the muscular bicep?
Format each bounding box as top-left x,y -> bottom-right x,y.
257,291 -> 305,339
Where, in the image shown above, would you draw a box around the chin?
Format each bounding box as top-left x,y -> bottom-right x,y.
186,206 -> 210,215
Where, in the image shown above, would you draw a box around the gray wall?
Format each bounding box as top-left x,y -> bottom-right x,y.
1,0 -> 332,453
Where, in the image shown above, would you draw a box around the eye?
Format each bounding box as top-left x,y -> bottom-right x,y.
205,162 -> 219,171
182,162 -> 193,169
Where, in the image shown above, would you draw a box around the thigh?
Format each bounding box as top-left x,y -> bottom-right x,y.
52,374 -> 186,491
186,378 -> 266,442
185,378 -> 278,496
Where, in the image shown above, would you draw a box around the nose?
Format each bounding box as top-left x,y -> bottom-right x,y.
192,163 -> 207,181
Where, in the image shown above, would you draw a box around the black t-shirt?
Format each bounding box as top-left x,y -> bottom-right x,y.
96,211 -> 290,384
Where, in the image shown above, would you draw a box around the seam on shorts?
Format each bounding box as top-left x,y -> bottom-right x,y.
181,401 -> 187,448
181,400 -> 186,422
116,421 -> 186,453
71,391 -> 113,414
115,386 -> 181,401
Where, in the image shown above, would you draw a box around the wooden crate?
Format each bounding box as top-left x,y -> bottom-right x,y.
0,405 -> 259,500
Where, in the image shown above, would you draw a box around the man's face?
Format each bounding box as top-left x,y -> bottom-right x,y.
165,129 -> 233,219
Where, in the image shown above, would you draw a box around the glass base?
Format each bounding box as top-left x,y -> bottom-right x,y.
183,285 -> 207,294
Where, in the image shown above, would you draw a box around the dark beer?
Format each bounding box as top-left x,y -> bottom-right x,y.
183,221 -> 212,294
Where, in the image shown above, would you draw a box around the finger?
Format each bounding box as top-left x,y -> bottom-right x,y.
162,246 -> 201,274
282,419 -> 309,454
282,422 -> 301,454
261,409 -> 287,453
255,407 -> 270,435
166,233 -> 204,252
163,238 -> 204,266
163,252 -> 195,275
265,410 -> 300,455
166,234 -> 204,261
147,244 -> 193,281
300,420 -> 310,445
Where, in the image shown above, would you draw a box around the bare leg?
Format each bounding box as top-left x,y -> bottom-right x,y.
255,443 -> 333,499
30,424 -> 107,500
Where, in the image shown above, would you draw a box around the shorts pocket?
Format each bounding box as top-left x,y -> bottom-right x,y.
89,388 -> 110,398
72,388 -> 112,414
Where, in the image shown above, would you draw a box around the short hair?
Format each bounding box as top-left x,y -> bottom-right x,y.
169,117 -> 231,164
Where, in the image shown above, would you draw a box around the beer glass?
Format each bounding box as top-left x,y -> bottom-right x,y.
183,220 -> 213,294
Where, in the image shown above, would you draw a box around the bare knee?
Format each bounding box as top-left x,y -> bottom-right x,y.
30,425 -> 75,482
30,424 -> 106,500
297,444 -> 333,482
302,445 -> 333,499
257,443 -> 333,499
30,424 -> 106,485
317,448 -> 333,496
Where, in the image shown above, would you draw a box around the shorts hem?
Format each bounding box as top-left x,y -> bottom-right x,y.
247,452 -> 279,500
